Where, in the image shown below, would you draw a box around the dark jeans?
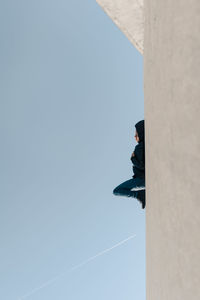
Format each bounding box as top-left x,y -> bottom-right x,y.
113,177 -> 145,199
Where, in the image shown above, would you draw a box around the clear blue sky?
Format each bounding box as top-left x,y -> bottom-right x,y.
0,1 -> 145,299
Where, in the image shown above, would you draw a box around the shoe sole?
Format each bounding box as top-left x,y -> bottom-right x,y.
130,186 -> 145,191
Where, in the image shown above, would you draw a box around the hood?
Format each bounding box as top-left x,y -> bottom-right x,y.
135,120 -> 145,143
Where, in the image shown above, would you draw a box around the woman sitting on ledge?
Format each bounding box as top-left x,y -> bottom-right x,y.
113,120 -> 145,209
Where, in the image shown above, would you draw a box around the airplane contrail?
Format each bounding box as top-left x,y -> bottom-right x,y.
18,234 -> 136,300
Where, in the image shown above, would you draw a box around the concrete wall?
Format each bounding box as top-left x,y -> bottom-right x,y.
96,0 -> 144,54
96,0 -> 200,299
144,1 -> 200,299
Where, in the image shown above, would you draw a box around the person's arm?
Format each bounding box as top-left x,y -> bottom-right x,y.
130,145 -> 145,170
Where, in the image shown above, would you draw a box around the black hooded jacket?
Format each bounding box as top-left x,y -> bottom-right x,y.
131,120 -> 145,179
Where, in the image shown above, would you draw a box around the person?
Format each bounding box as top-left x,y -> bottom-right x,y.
113,120 -> 145,209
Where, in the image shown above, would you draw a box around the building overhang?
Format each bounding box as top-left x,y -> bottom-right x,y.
96,0 -> 144,54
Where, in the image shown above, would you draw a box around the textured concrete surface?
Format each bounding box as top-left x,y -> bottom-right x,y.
96,0 -> 200,299
144,0 -> 200,299
96,0 -> 144,54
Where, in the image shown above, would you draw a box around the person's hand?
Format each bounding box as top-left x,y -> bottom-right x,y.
131,151 -> 135,159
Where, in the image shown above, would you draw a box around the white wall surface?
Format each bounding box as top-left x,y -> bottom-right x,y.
96,0 -> 200,299
144,0 -> 200,299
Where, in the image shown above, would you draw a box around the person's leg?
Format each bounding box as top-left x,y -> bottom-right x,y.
130,177 -> 145,191
137,190 -> 146,209
113,178 -> 142,198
